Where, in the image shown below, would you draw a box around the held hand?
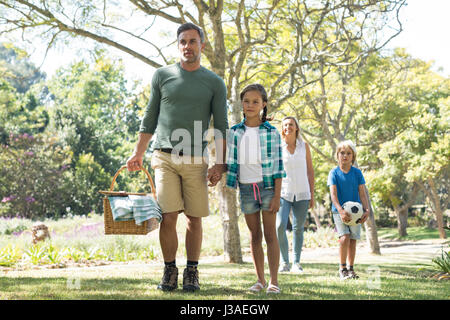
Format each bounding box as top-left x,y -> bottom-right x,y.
207,164 -> 225,187
207,173 -> 221,187
360,210 -> 370,224
126,154 -> 143,172
340,209 -> 351,223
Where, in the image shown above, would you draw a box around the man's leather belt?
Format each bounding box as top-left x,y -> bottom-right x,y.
158,148 -> 183,156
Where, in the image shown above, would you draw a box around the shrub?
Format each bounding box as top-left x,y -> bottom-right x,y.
0,133 -> 72,219
0,217 -> 31,235
67,153 -> 111,215
432,247 -> 450,274
0,244 -> 22,267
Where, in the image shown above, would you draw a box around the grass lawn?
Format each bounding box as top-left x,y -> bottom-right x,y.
377,226 -> 449,241
0,214 -> 449,300
1,260 -> 448,300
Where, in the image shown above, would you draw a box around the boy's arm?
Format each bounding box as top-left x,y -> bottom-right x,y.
330,185 -> 351,223
358,184 -> 370,223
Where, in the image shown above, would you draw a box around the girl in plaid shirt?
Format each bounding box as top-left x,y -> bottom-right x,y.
225,84 -> 285,294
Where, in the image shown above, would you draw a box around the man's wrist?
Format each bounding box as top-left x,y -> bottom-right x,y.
132,151 -> 145,159
213,163 -> 227,172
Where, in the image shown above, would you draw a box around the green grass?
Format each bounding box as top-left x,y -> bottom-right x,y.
1,214 -> 449,300
0,261 -> 448,300
377,226 -> 450,241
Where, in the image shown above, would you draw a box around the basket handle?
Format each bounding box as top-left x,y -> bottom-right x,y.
109,166 -> 156,199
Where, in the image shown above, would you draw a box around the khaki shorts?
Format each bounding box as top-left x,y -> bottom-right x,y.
151,150 -> 209,217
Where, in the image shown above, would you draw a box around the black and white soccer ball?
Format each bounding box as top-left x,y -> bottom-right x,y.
342,201 -> 363,226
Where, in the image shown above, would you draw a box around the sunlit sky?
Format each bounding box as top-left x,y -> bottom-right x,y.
20,0 -> 450,81
385,0 -> 450,76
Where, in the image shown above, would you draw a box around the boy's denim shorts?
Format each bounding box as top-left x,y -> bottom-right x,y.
333,213 -> 361,240
239,181 -> 275,214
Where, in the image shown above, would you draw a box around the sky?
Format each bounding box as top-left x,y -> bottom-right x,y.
14,0 -> 450,81
385,0 -> 450,76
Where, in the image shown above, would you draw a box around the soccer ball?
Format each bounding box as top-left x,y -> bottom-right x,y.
342,201 -> 363,226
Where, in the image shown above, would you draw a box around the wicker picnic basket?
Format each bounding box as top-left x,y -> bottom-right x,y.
99,165 -> 160,235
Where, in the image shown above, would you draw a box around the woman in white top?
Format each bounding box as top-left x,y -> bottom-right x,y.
276,117 -> 315,273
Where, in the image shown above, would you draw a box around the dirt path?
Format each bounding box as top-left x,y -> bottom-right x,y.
299,238 -> 448,266
199,238 -> 448,266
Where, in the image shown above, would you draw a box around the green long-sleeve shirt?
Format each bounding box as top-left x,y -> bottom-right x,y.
139,63 -> 228,157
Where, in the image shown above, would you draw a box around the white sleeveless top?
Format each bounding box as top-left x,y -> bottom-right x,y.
281,139 -> 311,202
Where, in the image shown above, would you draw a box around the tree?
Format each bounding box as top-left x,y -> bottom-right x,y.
0,0 -> 406,260
45,54 -> 141,175
364,51 -> 449,239
0,44 -> 49,143
0,79 -> 49,144
403,92 -> 449,239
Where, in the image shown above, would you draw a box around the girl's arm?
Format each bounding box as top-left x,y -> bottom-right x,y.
305,143 -> 315,209
358,184 -> 370,223
330,185 -> 351,223
269,178 -> 282,214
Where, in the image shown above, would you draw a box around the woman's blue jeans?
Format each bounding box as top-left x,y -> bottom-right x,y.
276,197 -> 310,265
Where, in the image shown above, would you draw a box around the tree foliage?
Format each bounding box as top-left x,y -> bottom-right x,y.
363,51 -> 450,238
0,49 -> 145,219
44,53 -> 141,175
4,1 -> 446,248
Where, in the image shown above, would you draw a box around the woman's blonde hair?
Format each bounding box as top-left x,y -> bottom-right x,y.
281,116 -> 302,141
336,140 -> 357,164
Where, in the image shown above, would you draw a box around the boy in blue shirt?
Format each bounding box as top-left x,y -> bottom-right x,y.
328,141 -> 370,280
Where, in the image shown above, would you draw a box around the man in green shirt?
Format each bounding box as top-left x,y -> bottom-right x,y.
126,23 -> 228,292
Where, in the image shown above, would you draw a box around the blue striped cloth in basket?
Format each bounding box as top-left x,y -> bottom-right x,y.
108,195 -> 162,225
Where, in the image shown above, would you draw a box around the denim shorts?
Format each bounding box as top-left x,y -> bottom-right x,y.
333,213 -> 361,240
239,181 -> 275,214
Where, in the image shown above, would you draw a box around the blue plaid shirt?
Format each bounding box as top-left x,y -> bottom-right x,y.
226,120 -> 285,189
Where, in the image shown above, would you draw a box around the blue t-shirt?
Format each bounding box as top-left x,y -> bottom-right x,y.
327,166 -> 366,213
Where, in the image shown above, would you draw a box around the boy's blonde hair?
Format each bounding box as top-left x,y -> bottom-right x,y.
336,140 -> 357,164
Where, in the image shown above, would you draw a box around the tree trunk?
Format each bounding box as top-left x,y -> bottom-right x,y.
218,178 -> 243,263
363,208 -> 381,254
395,206 -> 408,237
427,178 -> 447,239
358,171 -> 381,254
209,49 -> 244,263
